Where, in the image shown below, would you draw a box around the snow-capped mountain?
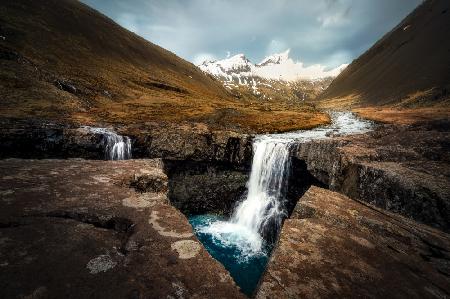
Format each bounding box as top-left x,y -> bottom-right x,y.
199,49 -> 347,82
198,49 -> 346,101
256,49 -> 290,67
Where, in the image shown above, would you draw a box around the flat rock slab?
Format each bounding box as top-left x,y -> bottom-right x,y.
257,186 -> 450,299
0,159 -> 244,299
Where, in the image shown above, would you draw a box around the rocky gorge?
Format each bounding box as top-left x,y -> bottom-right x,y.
1,112 -> 449,298
1,0 -> 450,297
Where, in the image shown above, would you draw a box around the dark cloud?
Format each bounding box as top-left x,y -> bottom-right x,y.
81,0 -> 421,68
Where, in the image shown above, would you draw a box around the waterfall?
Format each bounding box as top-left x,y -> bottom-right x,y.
103,131 -> 132,160
231,137 -> 293,242
84,127 -> 132,160
191,112 -> 373,259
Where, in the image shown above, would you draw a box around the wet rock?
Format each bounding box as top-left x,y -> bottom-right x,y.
0,120 -> 253,165
0,159 -> 244,298
295,121 -> 450,231
257,186 -> 450,299
164,160 -> 249,215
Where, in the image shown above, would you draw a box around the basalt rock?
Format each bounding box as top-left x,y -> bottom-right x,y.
0,159 -> 244,298
0,119 -> 253,165
0,120 -> 105,159
164,160 -> 249,215
295,121 -> 450,232
130,123 -> 253,166
257,186 -> 450,299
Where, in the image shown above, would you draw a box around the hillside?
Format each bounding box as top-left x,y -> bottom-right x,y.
0,0 -> 328,133
317,0 -> 450,109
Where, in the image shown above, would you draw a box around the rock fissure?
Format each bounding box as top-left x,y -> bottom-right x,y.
25,211 -> 135,254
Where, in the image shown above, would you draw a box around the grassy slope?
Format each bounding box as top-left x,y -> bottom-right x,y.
316,0 -> 450,110
0,0 -> 328,133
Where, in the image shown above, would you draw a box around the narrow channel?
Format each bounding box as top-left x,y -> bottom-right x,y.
189,112 -> 373,296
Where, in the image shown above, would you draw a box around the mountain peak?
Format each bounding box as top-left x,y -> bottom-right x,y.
257,49 -> 291,66
225,53 -> 250,64
199,50 -> 346,81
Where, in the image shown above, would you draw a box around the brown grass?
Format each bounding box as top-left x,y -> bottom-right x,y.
353,107 -> 450,125
318,0 -> 450,109
0,0 -> 328,134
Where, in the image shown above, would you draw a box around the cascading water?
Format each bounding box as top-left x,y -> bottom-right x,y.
189,112 -> 373,296
231,137 -> 293,242
102,131 -> 131,160
84,127 -> 132,160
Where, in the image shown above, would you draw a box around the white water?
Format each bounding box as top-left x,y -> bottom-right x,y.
197,112 -> 372,260
84,127 -> 132,160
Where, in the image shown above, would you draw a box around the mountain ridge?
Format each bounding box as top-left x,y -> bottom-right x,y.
200,50 -> 347,81
199,50 -> 344,102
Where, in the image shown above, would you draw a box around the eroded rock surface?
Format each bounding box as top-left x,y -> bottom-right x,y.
295,120 -> 450,231
257,186 -> 450,299
0,159 -> 244,299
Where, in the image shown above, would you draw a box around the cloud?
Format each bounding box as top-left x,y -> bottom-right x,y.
116,13 -> 138,33
317,7 -> 351,27
192,53 -> 216,65
82,0 -> 422,69
266,40 -> 288,56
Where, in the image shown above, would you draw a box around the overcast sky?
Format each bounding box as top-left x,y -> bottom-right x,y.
82,0 -> 421,69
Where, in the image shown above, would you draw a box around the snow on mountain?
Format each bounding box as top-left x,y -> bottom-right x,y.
200,53 -> 253,78
199,49 -> 347,82
198,50 -> 346,101
257,49 -> 291,67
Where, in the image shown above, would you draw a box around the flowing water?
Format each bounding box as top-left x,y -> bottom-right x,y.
84,127 -> 132,160
189,112 -> 373,296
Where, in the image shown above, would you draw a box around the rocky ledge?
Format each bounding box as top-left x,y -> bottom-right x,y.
257,186 -> 450,298
295,120 -> 450,231
0,120 -> 253,165
0,159 -> 244,298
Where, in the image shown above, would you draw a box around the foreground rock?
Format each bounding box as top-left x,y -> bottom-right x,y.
0,159 -> 244,298
257,186 -> 450,298
295,120 -> 450,231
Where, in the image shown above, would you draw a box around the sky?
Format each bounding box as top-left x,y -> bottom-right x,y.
82,0 -> 421,70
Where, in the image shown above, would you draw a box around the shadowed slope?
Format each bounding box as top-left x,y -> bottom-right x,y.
318,0 -> 450,109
